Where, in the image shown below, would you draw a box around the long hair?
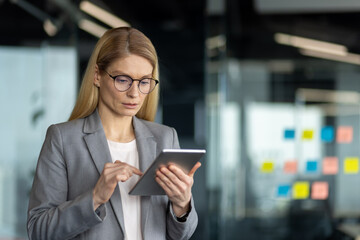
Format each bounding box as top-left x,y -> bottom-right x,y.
68,27 -> 159,121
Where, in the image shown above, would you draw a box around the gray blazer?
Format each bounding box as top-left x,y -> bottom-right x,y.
27,110 -> 198,240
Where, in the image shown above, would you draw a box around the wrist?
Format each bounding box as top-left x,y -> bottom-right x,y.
92,190 -> 102,210
172,201 -> 190,217
173,203 -> 191,222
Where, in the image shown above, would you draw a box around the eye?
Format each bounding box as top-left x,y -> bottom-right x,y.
115,76 -> 131,84
140,79 -> 151,85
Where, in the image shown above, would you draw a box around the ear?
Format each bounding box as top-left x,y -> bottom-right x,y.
94,64 -> 101,87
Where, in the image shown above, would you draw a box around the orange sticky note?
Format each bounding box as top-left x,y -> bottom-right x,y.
293,182 -> 309,199
261,161 -> 274,173
283,161 -> 297,174
322,157 -> 338,175
337,126 -> 353,143
344,157 -> 359,174
302,130 -> 314,140
311,182 -> 329,200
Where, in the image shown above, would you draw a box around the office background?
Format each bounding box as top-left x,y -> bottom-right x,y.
1,0 -> 360,239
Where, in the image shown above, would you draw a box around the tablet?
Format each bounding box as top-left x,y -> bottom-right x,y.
129,149 -> 206,196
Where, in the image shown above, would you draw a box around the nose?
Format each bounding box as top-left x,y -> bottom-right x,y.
126,82 -> 140,97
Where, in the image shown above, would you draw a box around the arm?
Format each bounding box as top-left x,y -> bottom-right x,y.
27,125 -> 105,240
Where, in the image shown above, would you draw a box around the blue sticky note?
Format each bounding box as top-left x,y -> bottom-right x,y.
277,185 -> 291,197
321,126 -> 334,142
306,161 -> 318,173
284,129 -> 295,139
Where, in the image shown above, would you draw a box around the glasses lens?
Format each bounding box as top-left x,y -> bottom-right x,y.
139,79 -> 157,94
114,76 -> 132,91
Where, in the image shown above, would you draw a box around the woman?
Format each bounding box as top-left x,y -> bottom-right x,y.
27,27 -> 201,240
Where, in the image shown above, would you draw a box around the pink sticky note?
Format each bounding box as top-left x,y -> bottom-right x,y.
323,157 -> 338,175
336,126 -> 353,143
311,182 -> 329,200
283,161 -> 297,174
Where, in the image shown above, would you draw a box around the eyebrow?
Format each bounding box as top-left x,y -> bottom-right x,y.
110,71 -> 153,78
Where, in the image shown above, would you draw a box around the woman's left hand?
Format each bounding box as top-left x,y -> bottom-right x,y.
155,162 -> 201,217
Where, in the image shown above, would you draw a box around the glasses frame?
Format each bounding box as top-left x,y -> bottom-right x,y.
104,70 -> 159,94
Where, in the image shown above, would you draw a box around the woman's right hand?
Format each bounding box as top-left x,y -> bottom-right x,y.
92,160 -> 142,210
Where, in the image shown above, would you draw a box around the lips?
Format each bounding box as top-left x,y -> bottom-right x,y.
123,103 -> 138,109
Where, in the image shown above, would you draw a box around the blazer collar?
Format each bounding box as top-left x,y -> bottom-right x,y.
132,116 -> 157,237
132,115 -> 154,140
83,109 -> 103,134
83,110 -> 126,236
83,110 -> 155,237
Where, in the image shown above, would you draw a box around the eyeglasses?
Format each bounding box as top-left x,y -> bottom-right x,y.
104,71 -> 159,94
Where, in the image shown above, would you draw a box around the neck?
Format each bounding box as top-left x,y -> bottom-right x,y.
98,108 -> 135,143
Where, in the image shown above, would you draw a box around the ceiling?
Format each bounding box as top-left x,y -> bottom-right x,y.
0,0 -> 204,96
1,0 -> 360,91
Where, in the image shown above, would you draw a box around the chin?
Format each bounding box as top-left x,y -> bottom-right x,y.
116,109 -> 140,117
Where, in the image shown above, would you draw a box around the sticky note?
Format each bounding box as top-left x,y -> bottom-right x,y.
293,181 -> 309,199
323,157 -> 338,175
337,126 -> 353,143
261,161 -> 274,173
311,182 -> 329,200
283,161 -> 297,174
277,185 -> 291,197
302,130 -> 314,140
306,161 -> 318,173
284,129 -> 295,139
344,157 -> 359,174
321,126 -> 334,142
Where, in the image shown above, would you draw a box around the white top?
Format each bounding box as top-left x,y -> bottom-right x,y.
107,139 -> 142,240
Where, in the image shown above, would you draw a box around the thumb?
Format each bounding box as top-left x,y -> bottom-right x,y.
188,162 -> 201,177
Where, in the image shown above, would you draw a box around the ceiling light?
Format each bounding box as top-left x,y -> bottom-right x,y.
275,33 -> 348,56
80,1 -> 130,28
43,19 -> 58,36
296,88 -> 360,104
78,19 -> 108,38
300,49 -> 360,66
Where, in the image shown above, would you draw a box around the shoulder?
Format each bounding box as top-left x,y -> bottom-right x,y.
46,118 -> 85,139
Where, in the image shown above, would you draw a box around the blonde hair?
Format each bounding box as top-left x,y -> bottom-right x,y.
69,27 -> 159,122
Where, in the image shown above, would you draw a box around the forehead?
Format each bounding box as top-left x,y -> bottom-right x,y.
108,55 -> 153,77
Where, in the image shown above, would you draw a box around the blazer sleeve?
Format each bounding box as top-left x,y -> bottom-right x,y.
27,125 -> 105,240
165,127 -> 198,240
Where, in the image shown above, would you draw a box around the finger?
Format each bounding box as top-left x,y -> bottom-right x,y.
130,166 -> 143,176
167,165 -> 193,185
155,175 -> 178,197
111,161 -> 142,176
157,169 -> 175,190
188,162 -> 201,177
116,172 -> 130,182
155,176 -> 171,193
162,166 -> 188,190
104,162 -> 122,169
103,162 -> 128,175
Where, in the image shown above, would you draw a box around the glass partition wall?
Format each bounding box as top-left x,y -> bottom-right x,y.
206,52 -> 360,239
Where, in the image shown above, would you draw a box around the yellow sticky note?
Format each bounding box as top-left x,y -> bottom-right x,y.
302,130 -> 314,140
261,161 -> 274,173
344,157 -> 359,174
293,181 -> 309,199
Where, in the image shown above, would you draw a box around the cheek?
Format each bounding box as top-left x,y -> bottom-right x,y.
140,95 -> 148,105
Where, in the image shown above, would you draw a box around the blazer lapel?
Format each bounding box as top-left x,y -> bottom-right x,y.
83,110 -> 125,236
133,117 -> 157,237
